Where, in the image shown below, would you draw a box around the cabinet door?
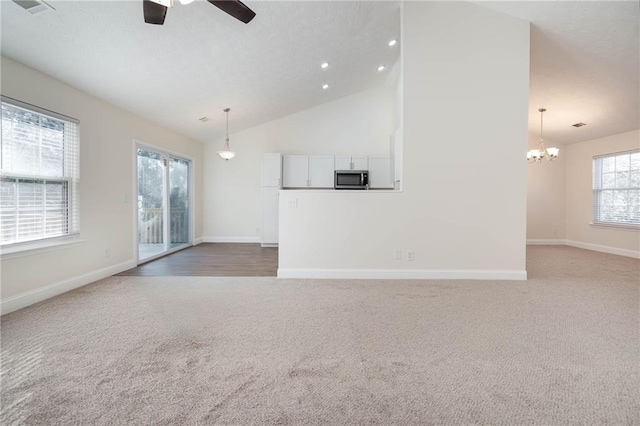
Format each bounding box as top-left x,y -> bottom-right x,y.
261,153 -> 282,187
309,156 -> 335,188
352,156 -> 368,171
282,155 -> 309,188
334,156 -> 351,171
368,157 -> 393,188
261,188 -> 279,245
393,128 -> 403,190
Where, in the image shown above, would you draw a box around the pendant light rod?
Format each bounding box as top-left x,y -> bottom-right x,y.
217,107 -> 236,161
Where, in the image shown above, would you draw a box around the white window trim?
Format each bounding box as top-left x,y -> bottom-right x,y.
592,149 -> 640,228
589,222 -> 640,231
1,96 -> 80,248
0,235 -> 84,260
0,95 -> 79,124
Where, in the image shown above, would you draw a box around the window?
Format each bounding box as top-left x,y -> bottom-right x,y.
592,150 -> 640,227
1,96 -> 80,247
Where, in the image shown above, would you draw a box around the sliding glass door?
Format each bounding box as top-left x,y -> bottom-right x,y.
169,157 -> 189,249
137,146 -> 191,262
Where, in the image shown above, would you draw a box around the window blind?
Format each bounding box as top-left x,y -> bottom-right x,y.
592,150 -> 640,226
1,96 -> 80,246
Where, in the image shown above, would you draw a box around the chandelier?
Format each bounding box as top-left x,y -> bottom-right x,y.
527,108 -> 559,163
217,108 -> 236,161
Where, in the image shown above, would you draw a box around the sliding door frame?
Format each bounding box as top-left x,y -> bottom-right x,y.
133,139 -> 195,265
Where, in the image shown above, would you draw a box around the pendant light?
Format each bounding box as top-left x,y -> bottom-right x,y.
527,108 -> 559,163
217,107 -> 236,161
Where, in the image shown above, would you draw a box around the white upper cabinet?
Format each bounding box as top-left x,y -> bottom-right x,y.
283,155 -> 335,188
352,156 -> 368,171
368,157 -> 393,188
393,128 -> 403,190
335,156 -> 368,171
309,156 -> 335,188
334,156 -> 351,170
261,153 -> 282,187
283,155 -> 309,188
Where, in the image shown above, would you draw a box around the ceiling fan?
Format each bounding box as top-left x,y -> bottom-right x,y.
143,0 -> 256,25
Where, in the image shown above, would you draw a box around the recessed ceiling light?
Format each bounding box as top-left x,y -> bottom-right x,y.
388,39 -> 397,47
321,62 -> 329,69
572,122 -> 587,127
322,84 -> 329,90
377,65 -> 386,72
198,117 -> 209,122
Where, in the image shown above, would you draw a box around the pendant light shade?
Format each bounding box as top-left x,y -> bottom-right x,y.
217,107 -> 236,161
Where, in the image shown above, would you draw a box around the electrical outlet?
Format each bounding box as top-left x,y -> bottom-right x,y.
552,228 -> 557,236
105,248 -> 110,258
407,250 -> 415,261
394,249 -> 402,260
256,227 -> 260,233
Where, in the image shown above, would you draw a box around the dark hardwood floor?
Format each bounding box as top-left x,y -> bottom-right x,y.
117,243 -> 278,277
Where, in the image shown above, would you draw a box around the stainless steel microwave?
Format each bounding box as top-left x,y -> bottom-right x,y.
335,170 -> 369,190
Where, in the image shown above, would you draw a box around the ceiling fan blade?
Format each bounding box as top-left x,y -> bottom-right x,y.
207,0 -> 256,24
143,0 -> 167,25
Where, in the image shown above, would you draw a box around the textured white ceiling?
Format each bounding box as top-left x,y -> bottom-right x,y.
1,1 -> 638,145
480,0 -> 639,145
1,0 -> 401,142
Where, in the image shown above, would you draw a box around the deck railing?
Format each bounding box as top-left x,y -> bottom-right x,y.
138,208 -> 189,244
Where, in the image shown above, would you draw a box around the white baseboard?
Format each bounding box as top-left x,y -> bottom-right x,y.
277,268 -> 527,280
527,239 -> 567,245
193,237 -> 204,246
565,240 -> 640,259
261,243 -> 278,248
202,236 -> 261,243
0,259 -> 136,316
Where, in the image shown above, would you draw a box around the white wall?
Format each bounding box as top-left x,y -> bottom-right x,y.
526,133 -> 566,241
203,85 -> 395,240
0,56 -> 204,310
565,129 -> 640,256
279,2 -> 530,279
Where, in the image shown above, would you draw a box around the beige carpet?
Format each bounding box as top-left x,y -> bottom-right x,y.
1,246 -> 638,425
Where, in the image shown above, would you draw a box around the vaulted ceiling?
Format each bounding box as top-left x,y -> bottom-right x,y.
2,1 -> 638,145
481,0 -> 639,145
1,0 -> 401,142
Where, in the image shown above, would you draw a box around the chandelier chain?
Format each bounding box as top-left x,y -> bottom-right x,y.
527,107 -> 557,163
540,109 -> 544,142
